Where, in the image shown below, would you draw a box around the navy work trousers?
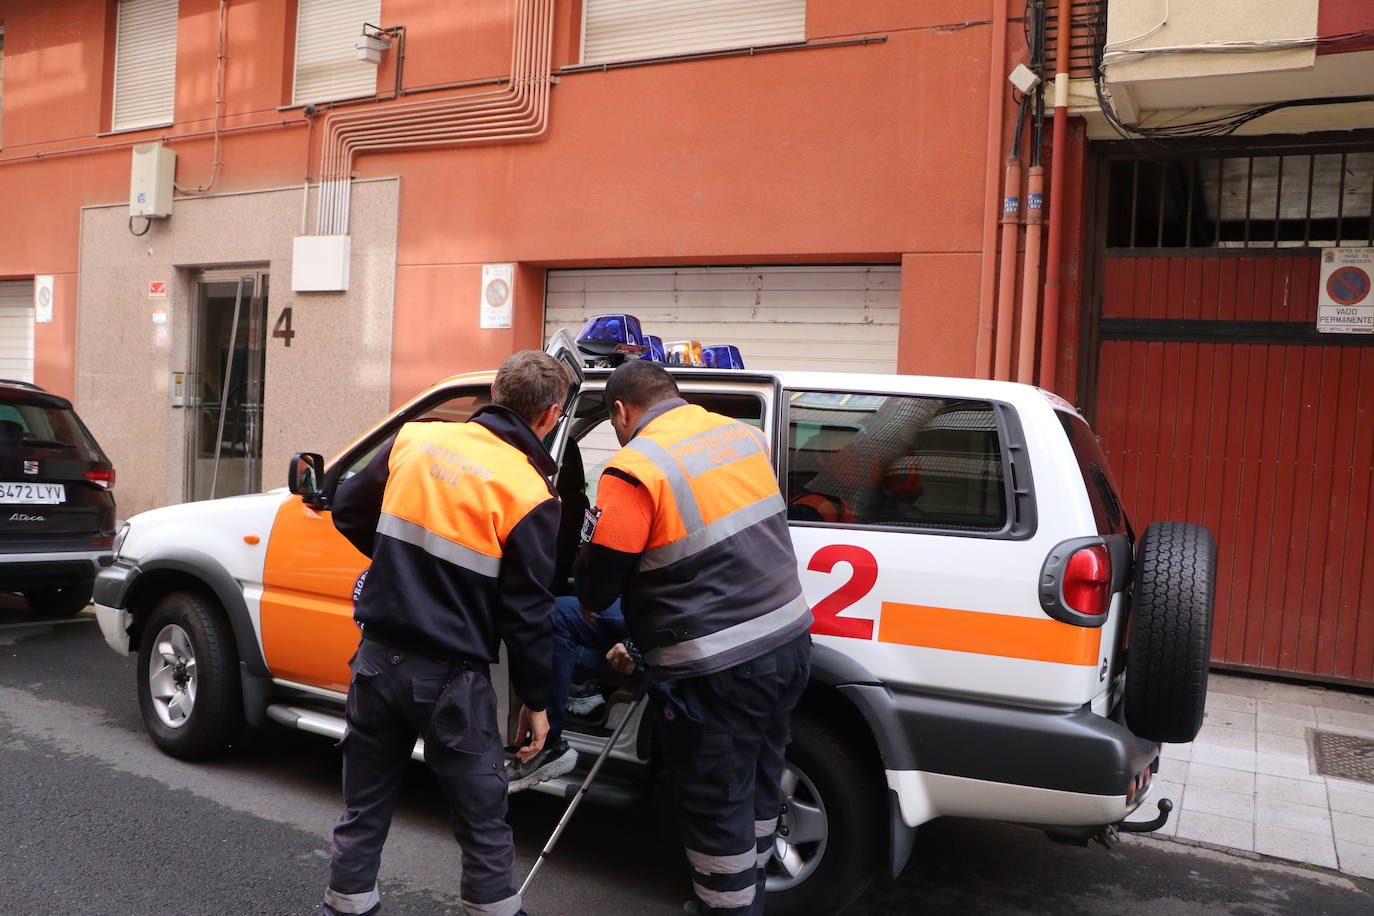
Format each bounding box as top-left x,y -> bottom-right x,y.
324,638 -> 525,916
659,633 -> 812,915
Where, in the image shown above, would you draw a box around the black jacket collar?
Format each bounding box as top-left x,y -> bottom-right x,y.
472,405 -> 558,478
633,397 -> 689,439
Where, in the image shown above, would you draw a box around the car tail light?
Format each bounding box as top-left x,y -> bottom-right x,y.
84,468 -> 116,489
1063,545 -> 1111,616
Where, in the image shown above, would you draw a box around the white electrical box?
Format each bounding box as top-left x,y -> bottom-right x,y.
130,143 -> 176,218
292,235 -> 352,291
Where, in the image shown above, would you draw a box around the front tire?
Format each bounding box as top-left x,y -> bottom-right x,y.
136,591 -> 243,759
765,713 -> 882,916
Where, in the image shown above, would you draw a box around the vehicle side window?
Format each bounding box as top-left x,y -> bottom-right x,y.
337,392 -> 490,482
570,391 -> 765,503
786,391 -> 1008,532
1057,412 -> 1127,536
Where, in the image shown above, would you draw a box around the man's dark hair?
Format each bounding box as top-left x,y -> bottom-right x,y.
492,350 -> 572,425
604,359 -> 680,409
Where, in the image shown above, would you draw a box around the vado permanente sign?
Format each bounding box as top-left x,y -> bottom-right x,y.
1317,248 -> 1372,334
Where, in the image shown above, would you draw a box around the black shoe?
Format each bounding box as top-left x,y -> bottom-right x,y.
506,739 -> 578,793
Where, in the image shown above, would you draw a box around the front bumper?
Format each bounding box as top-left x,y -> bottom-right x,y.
842,683 -> 1159,829
93,560 -> 137,655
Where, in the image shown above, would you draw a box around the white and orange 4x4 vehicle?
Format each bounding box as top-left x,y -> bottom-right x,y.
95,331 -> 1216,916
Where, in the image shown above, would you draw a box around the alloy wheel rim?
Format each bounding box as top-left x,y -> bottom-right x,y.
147,623 -> 197,729
764,762 -> 829,892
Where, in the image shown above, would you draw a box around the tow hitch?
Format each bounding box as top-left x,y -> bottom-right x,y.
1095,798 -> 1174,849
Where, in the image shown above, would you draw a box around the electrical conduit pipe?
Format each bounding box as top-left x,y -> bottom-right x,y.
1039,0 -> 1073,391
314,0 -> 554,236
976,0 -> 1012,379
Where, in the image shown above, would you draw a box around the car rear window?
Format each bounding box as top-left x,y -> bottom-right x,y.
0,393 -> 103,462
1057,412 -> 1128,536
786,391 -> 1008,533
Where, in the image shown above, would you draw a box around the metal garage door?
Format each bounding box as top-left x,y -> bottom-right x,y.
1088,140 -> 1374,684
0,280 -> 36,383
1095,251 -> 1374,685
544,265 -> 900,373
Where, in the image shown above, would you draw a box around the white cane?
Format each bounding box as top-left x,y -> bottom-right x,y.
518,684 -> 650,898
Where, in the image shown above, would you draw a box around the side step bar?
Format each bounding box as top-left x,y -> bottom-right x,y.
264,703 -> 641,806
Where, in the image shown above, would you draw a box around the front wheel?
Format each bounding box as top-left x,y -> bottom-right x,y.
765,714 -> 883,916
136,591 -> 243,759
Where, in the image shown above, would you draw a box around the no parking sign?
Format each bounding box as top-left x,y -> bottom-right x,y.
1317,248 -> 1373,334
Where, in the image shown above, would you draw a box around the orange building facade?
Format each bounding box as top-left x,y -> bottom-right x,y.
0,0 -> 1050,518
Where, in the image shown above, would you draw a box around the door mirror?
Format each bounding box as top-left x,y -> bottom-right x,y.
289,452 -> 325,506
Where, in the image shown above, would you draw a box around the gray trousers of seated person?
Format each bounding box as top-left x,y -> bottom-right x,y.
324,639 -> 524,916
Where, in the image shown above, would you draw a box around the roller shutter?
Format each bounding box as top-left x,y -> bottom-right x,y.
112,0 -> 179,131
582,0 -> 806,66
0,280 -> 35,383
293,0 -> 382,105
544,265 -> 899,373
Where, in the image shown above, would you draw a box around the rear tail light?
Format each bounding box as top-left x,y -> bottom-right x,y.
1063,545 -> 1111,616
84,468 -> 116,489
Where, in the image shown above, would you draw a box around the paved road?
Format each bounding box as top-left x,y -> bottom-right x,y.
3,607 -> 1373,916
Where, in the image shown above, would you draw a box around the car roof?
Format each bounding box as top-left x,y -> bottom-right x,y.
417,367 -> 1069,414
0,378 -> 49,393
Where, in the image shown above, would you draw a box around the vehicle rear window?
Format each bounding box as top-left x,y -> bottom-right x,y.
1057,412 -> 1128,536
0,394 -> 103,462
786,391 -> 1008,533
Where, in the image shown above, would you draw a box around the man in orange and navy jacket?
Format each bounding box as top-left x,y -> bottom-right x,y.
323,350 -> 571,916
576,359 -> 813,916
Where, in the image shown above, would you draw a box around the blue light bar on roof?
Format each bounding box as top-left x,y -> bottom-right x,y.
577,314 -> 645,348
702,345 -> 745,369
641,335 -> 666,362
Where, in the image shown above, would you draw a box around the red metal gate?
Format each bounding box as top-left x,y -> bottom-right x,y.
1095,252 -> 1374,684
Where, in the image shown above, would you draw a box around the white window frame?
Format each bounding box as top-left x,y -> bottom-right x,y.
580,0 -> 807,67
292,0 -> 382,107
111,0 -> 180,132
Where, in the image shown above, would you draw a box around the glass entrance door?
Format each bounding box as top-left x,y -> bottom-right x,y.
187,273 -> 268,501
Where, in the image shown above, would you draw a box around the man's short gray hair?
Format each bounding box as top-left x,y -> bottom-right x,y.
492,350 -> 572,425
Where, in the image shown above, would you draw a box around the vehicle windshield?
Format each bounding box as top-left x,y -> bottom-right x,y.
0,393 -> 103,462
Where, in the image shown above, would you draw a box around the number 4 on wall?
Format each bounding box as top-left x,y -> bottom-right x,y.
272,307 -> 296,347
807,544 -> 878,640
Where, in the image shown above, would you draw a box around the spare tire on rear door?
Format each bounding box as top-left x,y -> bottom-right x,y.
1124,521 -> 1217,744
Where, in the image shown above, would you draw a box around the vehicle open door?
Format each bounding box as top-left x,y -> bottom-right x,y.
542,327 -> 585,469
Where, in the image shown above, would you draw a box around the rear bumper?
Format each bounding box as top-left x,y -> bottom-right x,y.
841,683 -> 1158,828
0,548 -> 110,589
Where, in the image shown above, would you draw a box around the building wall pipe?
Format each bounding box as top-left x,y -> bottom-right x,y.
994,151 -> 1023,381
313,0 -> 554,236
976,0 -> 1013,379
1016,164 -> 1044,383
1039,0 -> 1073,390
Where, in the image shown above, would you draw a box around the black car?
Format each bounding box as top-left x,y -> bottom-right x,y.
0,379 -> 116,617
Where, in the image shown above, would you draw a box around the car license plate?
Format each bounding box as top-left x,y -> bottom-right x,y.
0,482 -> 66,504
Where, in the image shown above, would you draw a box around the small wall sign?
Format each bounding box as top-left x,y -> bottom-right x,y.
480,264 -> 515,330
34,276 -> 54,324
1317,248 -> 1372,334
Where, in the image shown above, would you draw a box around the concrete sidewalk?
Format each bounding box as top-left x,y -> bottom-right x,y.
1126,672 -> 1374,878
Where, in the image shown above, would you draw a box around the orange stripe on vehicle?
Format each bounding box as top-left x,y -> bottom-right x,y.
877,602 -> 1101,666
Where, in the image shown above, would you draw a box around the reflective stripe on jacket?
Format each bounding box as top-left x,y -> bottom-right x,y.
606,403 -> 811,679
332,405 -> 560,710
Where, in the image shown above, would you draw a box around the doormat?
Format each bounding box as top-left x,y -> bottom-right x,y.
1312,730 -> 1374,784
